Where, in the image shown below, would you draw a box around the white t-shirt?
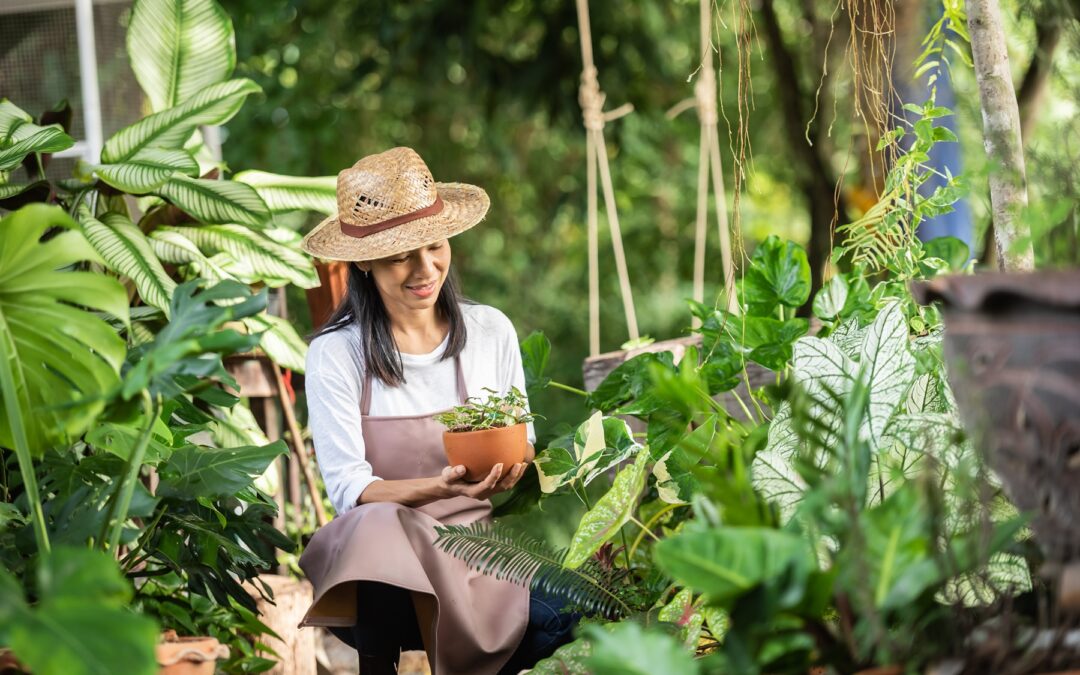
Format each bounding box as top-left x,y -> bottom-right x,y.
305,302 -> 536,515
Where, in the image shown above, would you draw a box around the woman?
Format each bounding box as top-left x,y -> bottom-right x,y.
298,147 -> 574,675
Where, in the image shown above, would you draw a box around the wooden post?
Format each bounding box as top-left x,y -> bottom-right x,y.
271,362 -> 330,528
246,574 -> 316,675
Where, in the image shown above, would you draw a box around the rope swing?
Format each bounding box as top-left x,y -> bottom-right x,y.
575,0 -> 639,357
670,0 -> 737,321
575,0 -> 738,354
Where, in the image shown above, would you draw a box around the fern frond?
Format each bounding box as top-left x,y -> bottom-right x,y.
434,521 -> 631,617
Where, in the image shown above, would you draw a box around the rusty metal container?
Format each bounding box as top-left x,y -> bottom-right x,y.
913,271 -> 1080,566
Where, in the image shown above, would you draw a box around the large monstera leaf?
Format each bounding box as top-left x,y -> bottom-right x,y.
127,0 -> 236,112
0,205 -> 128,453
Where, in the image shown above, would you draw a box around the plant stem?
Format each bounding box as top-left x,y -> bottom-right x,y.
628,515 -> 660,542
105,391 -> 159,554
550,381 -> 589,397
0,319 -> 50,554
628,503 -> 680,559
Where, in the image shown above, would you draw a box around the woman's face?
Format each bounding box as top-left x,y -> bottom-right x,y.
361,239 -> 452,312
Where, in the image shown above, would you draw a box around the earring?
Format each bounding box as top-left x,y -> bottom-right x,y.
362,269 -> 370,278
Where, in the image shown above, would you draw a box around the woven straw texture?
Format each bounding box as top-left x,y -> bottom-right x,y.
301,147 -> 489,261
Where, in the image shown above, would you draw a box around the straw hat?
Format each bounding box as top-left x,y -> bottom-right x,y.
301,147 -> 490,261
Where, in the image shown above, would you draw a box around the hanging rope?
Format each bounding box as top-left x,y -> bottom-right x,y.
672,0 -> 737,323
575,0 -> 638,357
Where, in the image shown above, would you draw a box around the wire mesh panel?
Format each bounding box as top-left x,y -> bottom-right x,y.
0,0 -> 140,180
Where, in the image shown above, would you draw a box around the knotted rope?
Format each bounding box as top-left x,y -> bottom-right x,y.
575,0 -> 638,357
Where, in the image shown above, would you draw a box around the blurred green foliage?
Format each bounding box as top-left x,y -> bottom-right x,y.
220,0 -> 1080,434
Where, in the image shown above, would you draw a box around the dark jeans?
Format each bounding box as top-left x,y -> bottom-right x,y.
328,581 -> 579,673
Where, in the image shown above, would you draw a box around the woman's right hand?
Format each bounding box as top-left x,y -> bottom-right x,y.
437,462 -> 527,500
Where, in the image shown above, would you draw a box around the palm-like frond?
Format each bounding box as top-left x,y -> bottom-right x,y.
434,521 -> 631,617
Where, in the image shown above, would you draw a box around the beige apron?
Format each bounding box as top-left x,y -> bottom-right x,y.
298,355 -> 530,674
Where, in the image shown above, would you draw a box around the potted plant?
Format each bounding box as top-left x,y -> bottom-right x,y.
434,388 -> 537,481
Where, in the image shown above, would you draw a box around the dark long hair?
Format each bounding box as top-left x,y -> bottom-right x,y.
310,264 -> 468,387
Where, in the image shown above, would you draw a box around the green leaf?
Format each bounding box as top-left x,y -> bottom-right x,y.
530,638 -> 592,674
93,148 -> 199,193
654,527 -> 812,604
720,312 -> 809,370
4,547 -> 158,675
160,224 -> 318,288
922,236 -> 969,272
209,401 -> 270,448
860,302 -> 916,449
127,0 -> 236,112
122,281 -> 265,399
148,229 -> 235,282
157,440 -> 287,498
101,78 -> 260,163
0,205 -> 128,453
0,100 -> 75,171
157,174 -> 271,227
79,210 -> 176,316
520,330 -> 552,392
740,235 -> 811,315
233,170 -> 337,215
657,588 -> 704,647
564,449 -> 649,568
0,181 -> 51,210
812,275 -> 849,320
840,483 -> 937,610
86,418 -> 174,463
581,622 -> 699,675
242,312 -> 308,372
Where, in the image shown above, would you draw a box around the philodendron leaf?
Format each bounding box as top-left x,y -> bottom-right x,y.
157,439 -> 288,498
157,174 -> 271,227
654,526 -> 812,605
581,622 -> 699,675
79,210 -> 177,316
564,450 -> 650,568
93,148 -> 199,193
739,235 -> 811,315
2,547 -> 158,675
535,413 -> 642,495
101,78 -> 260,163
127,0 -> 236,112
233,170 -> 337,214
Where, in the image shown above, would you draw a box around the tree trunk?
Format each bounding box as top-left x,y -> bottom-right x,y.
967,0 -> 1034,271
759,0 -> 849,301
1017,18 -> 1062,143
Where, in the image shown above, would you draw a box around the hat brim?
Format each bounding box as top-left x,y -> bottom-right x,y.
301,182 -> 490,262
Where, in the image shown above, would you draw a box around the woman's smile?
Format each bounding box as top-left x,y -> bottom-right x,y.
406,280 -> 438,298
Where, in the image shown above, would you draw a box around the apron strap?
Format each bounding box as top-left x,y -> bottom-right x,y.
360,354 -> 468,417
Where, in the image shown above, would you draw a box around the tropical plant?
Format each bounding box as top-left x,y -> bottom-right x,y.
433,387 -> 538,432
0,0 -> 335,671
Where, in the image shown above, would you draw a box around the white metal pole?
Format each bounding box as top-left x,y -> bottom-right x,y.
74,0 -> 104,164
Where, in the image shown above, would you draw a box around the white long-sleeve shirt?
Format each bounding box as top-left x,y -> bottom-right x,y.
305,302 -> 536,515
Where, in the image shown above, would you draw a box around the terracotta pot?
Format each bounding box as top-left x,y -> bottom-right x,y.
443,423 -> 527,481
156,633 -> 229,675
305,261 -> 350,331
913,271 -> 1080,566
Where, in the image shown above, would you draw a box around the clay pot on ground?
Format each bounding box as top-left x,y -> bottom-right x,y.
156,631 -> 229,675
443,423 -> 527,482
305,260 -> 350,331
913,271 -> 1080,568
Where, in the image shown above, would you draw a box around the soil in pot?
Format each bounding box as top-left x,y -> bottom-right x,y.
443,423 -> 527,481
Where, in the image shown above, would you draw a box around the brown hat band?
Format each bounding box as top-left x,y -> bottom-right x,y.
339,195 -> 445,239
